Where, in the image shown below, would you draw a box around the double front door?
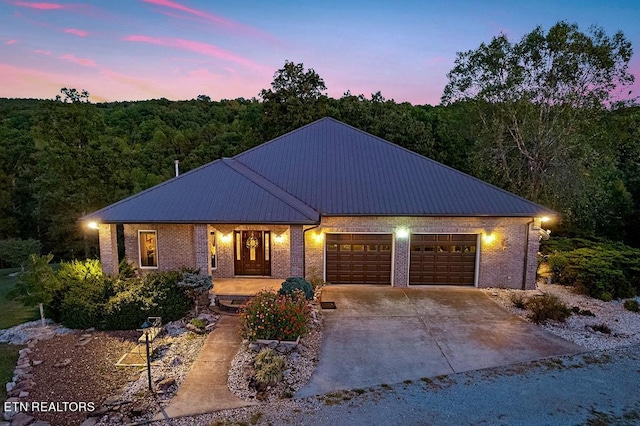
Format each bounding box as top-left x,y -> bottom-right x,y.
234,230 -> 271,276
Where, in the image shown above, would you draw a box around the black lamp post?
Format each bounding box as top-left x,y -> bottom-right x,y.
141,321 -> 152,391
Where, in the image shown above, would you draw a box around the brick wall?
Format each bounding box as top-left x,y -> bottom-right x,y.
124,224 -> 196,272
305,216 -> 541,289
98,223 -> 118,276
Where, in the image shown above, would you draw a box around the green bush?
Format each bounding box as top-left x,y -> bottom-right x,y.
526,294 -> 572,324
240,290 -> 310,341
102,270 -> 192,330
509,292 -> 528,309
0,239 -> 41,269
623,299 -> 639,313
190,318 -> 206,329
279,277 -> 314,300
541,238 -> 640,301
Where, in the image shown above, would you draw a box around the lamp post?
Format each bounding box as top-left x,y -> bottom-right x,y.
141,321 -> 152,391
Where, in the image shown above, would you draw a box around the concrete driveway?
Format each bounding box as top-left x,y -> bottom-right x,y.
297,286 -> 584,397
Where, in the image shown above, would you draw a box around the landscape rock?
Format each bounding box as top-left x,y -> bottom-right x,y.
31,360 -> 43,366
30,421 -> 52,426
53,358 -> 71,368
8,412 -> 33,426
156,377 -> 176,391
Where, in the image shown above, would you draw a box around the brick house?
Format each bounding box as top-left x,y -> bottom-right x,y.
84,118 -> 553,290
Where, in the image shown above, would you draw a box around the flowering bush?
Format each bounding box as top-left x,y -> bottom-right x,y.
240,290 -> 310,341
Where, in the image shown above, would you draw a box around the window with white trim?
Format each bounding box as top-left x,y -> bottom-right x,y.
139,230 -> 158,268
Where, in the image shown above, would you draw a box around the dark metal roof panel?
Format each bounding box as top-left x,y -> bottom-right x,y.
83,159 -> 319,224
234,117 -> 553,216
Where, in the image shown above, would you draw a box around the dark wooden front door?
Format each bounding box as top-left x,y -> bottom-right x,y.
326,233 -> 392,284
234,230 -> 271,276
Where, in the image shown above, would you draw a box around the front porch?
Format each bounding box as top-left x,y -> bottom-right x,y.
212,277 -> 285,314
213,277 -> 285,297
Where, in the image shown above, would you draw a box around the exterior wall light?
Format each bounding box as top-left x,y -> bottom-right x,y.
540,216 -> 551,223
220,233 -> 232,243
274,234 -> 285,243
482,233 -> 496,244
87,221 -> 99,230
313,232 -> 324,243
396,228 -> 409,239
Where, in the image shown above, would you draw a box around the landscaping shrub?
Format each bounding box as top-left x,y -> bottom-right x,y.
254,348 -> 286,385
623,299 -> 639,313
590,323 -> 612,334
526,294 -> 572,324
509,292 -> 528,309
0,238 -> 41,269
279,277 -> 314,300
102,270 -> 192,330
240,290 -> 310,341
540,237 -> 640,301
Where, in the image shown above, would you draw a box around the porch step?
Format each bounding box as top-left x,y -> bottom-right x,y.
214,294 -> 253,314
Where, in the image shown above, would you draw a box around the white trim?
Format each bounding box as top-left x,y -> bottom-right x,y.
138,229 -> 159,269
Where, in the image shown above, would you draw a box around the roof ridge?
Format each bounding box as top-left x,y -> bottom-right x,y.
221,158 -> 320,222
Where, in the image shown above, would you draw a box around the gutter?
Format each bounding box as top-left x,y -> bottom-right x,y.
302,224 -> 321,278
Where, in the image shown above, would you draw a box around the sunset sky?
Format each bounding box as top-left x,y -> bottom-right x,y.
1,0 -> 639,105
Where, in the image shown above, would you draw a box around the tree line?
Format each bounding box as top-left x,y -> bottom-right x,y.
0,21 -> 638,261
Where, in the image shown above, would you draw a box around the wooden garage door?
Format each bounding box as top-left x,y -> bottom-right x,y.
326,234 -> 392,284
410,234 -> 477,285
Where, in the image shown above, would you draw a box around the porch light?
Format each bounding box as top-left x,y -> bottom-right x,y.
540,216 -> 551,223
220,233 -> 232,243
87,221 -> 99,230
274,234 -> 285,243
313,232 -> 324,243
395,227 -> 409,239
482,233 -> 496,244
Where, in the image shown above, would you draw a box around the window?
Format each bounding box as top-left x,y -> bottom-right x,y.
139,230 -> 157,268
210,231 -> 217,269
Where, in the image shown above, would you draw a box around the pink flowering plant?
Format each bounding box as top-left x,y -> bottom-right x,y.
240,289 -> 310,341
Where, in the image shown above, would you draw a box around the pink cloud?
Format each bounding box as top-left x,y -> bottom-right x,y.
35,49 -> 51,55
142,0 -> 276,42
60,54 -> 97,68
6,40 -> 17,45
11,1 -> 64,10
124,35 -> 265,70
64,28 -> 89,37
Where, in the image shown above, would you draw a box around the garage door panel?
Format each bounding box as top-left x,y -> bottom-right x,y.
410,234 -> 477,286
326,234 -> 393,284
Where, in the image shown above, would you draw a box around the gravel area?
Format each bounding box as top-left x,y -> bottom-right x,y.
483,282 -> 640,350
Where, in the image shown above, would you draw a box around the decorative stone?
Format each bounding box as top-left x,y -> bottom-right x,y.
31,360 -> 43,366
8,412 -> 33,426
5,381 -> 15,393
156,377 -> 176,391
54,358 -> 72,368
31,421 -> 52,426
18,391 -> 29,398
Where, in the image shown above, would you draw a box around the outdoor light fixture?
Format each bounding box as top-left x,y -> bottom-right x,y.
140,321 -> 152,391
313,232 -> 324,243
540,216 -> 551,223
220,233 -> 232,243
87,221 -> 99,230
482,233 -> 496,244
274,234 -> 285,243
395,227 -> 409,239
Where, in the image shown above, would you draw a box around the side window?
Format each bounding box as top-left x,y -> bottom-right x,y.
210,231 -> 217,269
139,230 -> 158,268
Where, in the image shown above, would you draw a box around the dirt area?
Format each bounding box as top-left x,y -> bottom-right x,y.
25,331 -> 138,426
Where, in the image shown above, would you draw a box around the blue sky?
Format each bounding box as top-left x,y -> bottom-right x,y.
0,0 -> 638,105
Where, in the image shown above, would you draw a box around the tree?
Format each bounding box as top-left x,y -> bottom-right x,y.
259,61 -> 328,139
55,87 -> 90,103
441,21 -> 634,227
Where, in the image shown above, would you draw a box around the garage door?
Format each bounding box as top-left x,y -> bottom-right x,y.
326,234 -> 392,284
410,234 -> 477,285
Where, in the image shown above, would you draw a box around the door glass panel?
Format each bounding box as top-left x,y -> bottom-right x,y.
327,243 -> 338,251
340,244 -> 351,251
235,232 -> 241,261
366,245 -> 378,251
264,232 -> 270,261
380,245 -> 391,252
353,244 -> 365,251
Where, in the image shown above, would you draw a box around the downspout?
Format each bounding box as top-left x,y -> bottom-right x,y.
522,218 -> 535,290
302,224 -> 320,278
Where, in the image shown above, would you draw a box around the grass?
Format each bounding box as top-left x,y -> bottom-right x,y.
0,267 -> 39,330
0,343 -> 23,407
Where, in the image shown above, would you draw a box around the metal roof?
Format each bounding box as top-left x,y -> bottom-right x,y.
84,117 -> 553,224
234,118 -> 554,217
